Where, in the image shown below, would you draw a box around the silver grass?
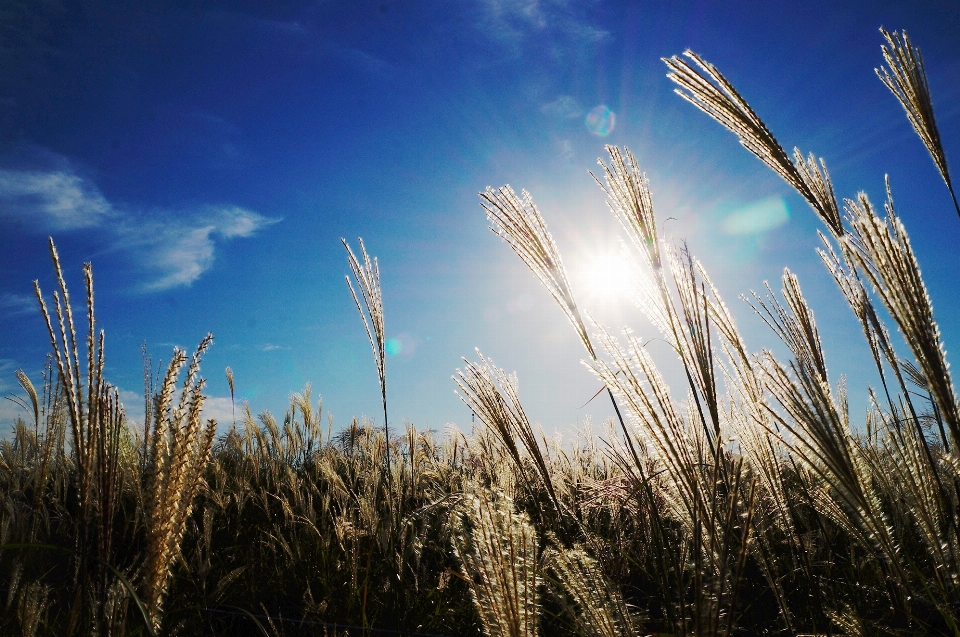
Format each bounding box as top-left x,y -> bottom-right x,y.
748,271 -> 829,385
664,51 -> 844,235
451,487 -> 540,637
753,275 -> 906,587
877,27 -> 959,217
593,147 -> 725,445
454,351 -> 562,514
703,262 -> 795,538
544,544 -> 639,637
875,412 -> 959,594
664,243 -> 722,442
588,322 -> 759,635
591,146 -> 677,348
842,186 -> 960,449
480,185 -> 595,359
592,146 -> 660,270
588,324 -> 701,528
342,237 -> 390,469
14,370 -> 39,431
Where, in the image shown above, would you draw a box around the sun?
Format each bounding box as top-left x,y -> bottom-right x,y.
581,253 -> 634,301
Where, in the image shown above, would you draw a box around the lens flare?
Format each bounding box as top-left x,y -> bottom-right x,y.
585,105 -> 616,137
385,338 -> 403,356
722,196 -> 790,235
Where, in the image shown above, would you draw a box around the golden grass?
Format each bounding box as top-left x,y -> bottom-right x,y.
2,25 -> 959,637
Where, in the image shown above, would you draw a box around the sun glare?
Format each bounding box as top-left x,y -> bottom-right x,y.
582,253 -> 634,301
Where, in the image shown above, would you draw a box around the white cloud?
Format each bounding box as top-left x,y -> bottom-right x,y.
261,343 -> 289,352
201,396 -> 239,426
0,169 -> 112,229
132,207 -> 279,291
218,205 -> 271,238
0,151 -> 280,292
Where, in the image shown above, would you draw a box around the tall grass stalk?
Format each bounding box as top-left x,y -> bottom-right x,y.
342,237 -> 391,474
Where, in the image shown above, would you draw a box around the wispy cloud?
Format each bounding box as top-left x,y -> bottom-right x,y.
0,150 -> 280,291
202,396 -> 239,427
124,206 -> 279,291
540,95 -> 582,119
477,0 -> 610,53
0,293 -> 39,317
261,343 -> 289,352
0,168 -> 112,229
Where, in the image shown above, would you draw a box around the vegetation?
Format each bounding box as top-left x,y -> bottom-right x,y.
2,28 -> 959,636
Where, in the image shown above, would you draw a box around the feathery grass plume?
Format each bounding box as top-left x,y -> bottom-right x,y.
819,233 -> 948,494
480,183 -> 637,476
665,243 -> 723,443
29,240 -> 139,632
14,370 -> 39,432
588,322 -> 759,635
592,146 -> 674,338
703,265 -> 805,632
877,27 -> 959,218
901,356 -> 953,450
342,237 -> 390,470
142,333 -> 217,630
753,273 -> 908,589
544,543 -> 639,637
588,325 -> 698,530
454,351 -> 562,516
225,366 -> 236,428
481,186 -> 594,358
594,147 -> 728,451
592,146 -> 660,270
663,52 -> 844,235
451,486 -> 539,637
872,410 -> 960,609
842,185 -> 960,449
32,239 -> 103,520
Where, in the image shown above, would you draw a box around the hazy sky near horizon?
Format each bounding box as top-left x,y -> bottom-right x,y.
2,0 -> 959,437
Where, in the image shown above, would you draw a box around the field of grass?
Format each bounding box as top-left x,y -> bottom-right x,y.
2,29 -> 959,636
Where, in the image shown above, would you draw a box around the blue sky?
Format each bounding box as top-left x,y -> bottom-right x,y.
2,0 -> 959,438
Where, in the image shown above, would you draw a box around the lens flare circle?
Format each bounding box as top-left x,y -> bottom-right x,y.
585,105 -> 616,137
385,338 -> 403,356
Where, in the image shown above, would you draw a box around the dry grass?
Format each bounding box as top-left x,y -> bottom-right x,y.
2,25 -> 959,637
877,28 -> 959,218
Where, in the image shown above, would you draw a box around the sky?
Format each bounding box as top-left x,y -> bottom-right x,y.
1,0 -> 959,439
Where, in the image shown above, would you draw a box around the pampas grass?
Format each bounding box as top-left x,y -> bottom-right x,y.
342,237 -> 391,471
3,24 -> 960,637
877,27 -> 959,218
